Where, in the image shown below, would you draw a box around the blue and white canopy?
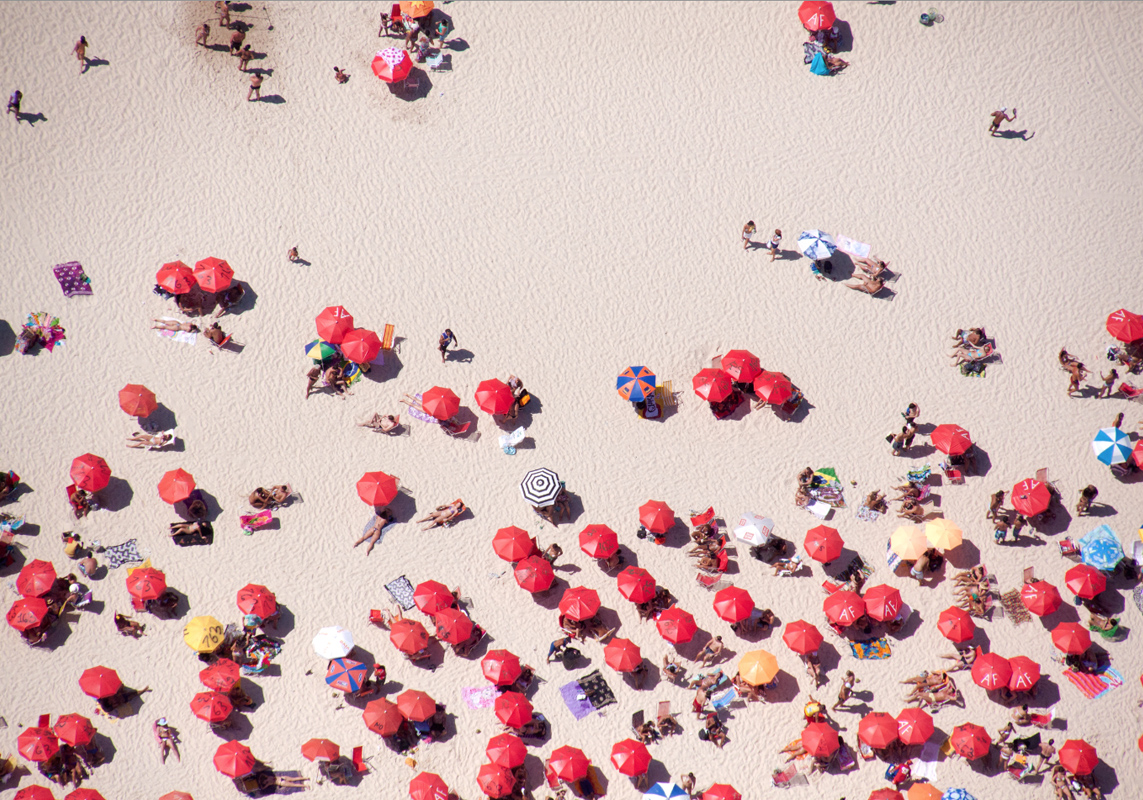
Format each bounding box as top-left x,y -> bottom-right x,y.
1079,524 -> 1126,572
1092,427 -> 1132,465
797,229 -> 837,261
643,784 -> 688,800
942,791 -> 977,800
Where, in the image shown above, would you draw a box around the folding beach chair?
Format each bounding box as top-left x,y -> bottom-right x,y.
381,323 -> 396,351
655,380 -> 677,408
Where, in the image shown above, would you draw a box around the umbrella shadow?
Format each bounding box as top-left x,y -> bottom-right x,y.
972,445 -> 994,477
945,538 -> 981,570
91,731 -> 117,765
97,476 -> 133,512
176,489 -> 221,523
532,579 -> 567,611
387,490 -> 418,524
270,604 -> 296,638
365,350 -> 403,383
0,319 -> 15,355
214,711 -> 255,741
833,19 -> 854,52
816,641 -> 842,677
826,251 -> 857,281
395,70 -> 433,101
1031,506 -> 1072,537
766,670 -> 801,704
226,280 -> 257,316
144,403 -> 179,432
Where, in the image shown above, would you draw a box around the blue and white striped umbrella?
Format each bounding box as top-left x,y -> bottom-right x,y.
942,790 -> 977,800
643,784 -> 687,800
1079,524 -> 1126,572
1091,427 -> 1132,465
797,229 -> 837,261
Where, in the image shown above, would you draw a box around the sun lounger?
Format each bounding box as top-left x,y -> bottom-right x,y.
381,323 -> 396,351
655,380 -> 676,408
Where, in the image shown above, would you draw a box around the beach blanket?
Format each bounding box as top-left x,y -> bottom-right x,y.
905,465 -> 932,486
0,514 -> 24,534
461,685 -> 500,709
850,638 -> 892,660
559,680 -> 596,720
856,504 -> 883,523
405,394 -> 440,425
385,576 -> 416,610
1000,589 -> 1032,625
836,235 -> 871,259
240,510 -> 274,534
578,669 -> 617,711
154,317 -> 197,346
912,742 -> 940,782
886,539 -> 901,572
357,513 -> 393,545
102,539 -> 144,569
1063,667 -> 1124,699
53,262 -> 93,297
810,467 -> 846,508
21,312 -> 66,353
711,687 -> 738,710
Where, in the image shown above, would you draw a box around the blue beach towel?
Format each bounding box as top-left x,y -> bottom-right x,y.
810,52 -> 830,76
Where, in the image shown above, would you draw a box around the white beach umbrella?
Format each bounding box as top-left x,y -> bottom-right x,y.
313,625 -> 355,659
797,229 -> 837,261
733,512 -> 774,545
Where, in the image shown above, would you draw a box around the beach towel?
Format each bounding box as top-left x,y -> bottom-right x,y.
1063,667 -> 1124,699
578,669 -> 617,711
810,52 -> 830,75
357,513 -> 393,545
836,236 -> 871,259
154,317 -> 197,346
53,262 -> 93,297
912,742 -> 940,782
559,680 -> 597,720
240,510 -> 274,534
886,539 -> 901,572
385,576 -> 416,610
0,514 -> 24,534
461,685 -> 500,709
905,465 -> 932,486
811,468 -> 847,508
102,539 -> 144,569
711,687 -> 738,710
1000,589 -> 1032,625
856,504 -> 883,523
850,638 -> 892,660
405,394 -> 440,425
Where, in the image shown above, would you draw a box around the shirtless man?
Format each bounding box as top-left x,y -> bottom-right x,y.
987,490 -> 1006,520
1035,739 -> 1057,773
247,73 -> 263,101
237,44 -> 254,71
74,36 -> 89,74
212,283 -> 245,318
152,318 -> 199,333
305,366 -> 322,399
697,635 -> 724,667
287,246 -> 300,262
202,322 -> 229,346
853,255 -> 889,278
196,21 -> 210,46
334,66 -> 349,83
990,107 -> 1016,135
844,275 -> 885,295
229,28 -> 245,54
1066,362 -> 1088,396
832,670 -> 859,710
324,364 -> 351,396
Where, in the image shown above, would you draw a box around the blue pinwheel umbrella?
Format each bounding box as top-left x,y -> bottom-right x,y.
942,790 -> 977,800
1091,427 -> 1131,465
617,366 -> 656,402
797,229 -> 837,261
1079,524 -> 1125,572
643,783 -> 688,800
325,657 -> 368,692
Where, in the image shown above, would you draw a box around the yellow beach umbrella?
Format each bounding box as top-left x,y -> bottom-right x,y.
737,649 -> 779,686
184,615 -> 225,653
400,0 -> 434,18
891,525 -> 928,560
907,783 -> 943,800
925,518 -> 963,550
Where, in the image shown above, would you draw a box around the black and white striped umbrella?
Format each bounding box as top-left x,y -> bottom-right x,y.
520,468 -> 561,506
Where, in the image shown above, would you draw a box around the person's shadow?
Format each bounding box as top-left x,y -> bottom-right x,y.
83,57 -> 110,72
17,110 -> 47,126
996,130 -> 1034,140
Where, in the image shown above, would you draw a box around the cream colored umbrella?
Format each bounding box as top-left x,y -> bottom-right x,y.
925,518 -> 963,551
891,525 -> 928,560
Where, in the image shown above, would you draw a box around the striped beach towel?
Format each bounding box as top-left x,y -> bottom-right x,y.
1063,667 -> 1124,699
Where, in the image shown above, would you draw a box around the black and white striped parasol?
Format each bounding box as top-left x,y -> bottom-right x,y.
520,467 -> 561,506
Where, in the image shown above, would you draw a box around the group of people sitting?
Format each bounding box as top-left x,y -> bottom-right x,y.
901,670 -> 962,710
534,487 -> 571,526
843,255 -> 891,295
952,566 -> 993,617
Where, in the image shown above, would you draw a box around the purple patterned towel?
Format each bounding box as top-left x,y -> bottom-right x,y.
559,680 -> 595,720
54,262 -> 93,297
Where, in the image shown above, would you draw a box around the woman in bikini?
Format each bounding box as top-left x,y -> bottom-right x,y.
152,319 -> 199,333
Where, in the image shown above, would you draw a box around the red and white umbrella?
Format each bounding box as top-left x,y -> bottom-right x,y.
1008,656 -> 1041,692
971,651 -> 1012,691
373,48 -> 413,83
895,708 -> 933,745
1011,479 -> 1051,517
1020,581 -> 1062,616
929,424 -> 972,455
823,591 -> 864,626
798,0 -> 835,31
862,584 -> 902,622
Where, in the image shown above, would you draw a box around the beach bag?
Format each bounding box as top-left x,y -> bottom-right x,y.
518,392 -> 531,407
810,52 -> 830,76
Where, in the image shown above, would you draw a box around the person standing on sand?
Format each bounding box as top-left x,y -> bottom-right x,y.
7,90 -> 21,122
217,0 -> 231,28
230,28 -> 246,55
832,670 -> 859,710
74,36 -> 89,74
287,247 -> 299,262
990,107 -> 1016,135
439,328 -> 458,362
247,73 -> 263,101
765,228 -> 782,261
1098,368 -> 1118,398
238,44 -> 254,72
742,221 -> 756,250
196,21 -> 210,47
334,67 -> 349,83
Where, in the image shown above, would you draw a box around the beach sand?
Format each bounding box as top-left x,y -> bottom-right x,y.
1,1 -> 1142,797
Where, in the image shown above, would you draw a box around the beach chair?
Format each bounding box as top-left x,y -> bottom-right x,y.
404,72 -> 421,93
443,421 -> 471,438
655,700 -> 681,736
773,554 -> 803,577
822,579 -> 842,595
0,752 -> 17,784
1058,537 -> 1080,558
426,52 -> 451,71
655,380 -> 677,408
775,390 -> 804,420
381,323 -> 396,351
1117,382 -> 1143,401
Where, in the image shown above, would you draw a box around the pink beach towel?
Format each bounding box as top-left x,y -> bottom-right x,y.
461,686 -> 500,709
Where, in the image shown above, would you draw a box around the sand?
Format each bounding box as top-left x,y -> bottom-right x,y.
1,1 -> 1142,798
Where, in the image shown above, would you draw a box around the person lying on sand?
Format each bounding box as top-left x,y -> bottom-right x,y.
417,499 -> 465,530
953,328 -> 986,347
126,431 -> 174,449
354,509 -> 394,556
853,255 -> 889,278
115,613 -> 146,637
359,413 -> 401,433
154,719 -> 180,763
152,319 -> 199,333
844,275 -> 885,295
212,283 -> 245,319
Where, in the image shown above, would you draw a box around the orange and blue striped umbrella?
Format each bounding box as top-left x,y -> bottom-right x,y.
617,366 -> 655,402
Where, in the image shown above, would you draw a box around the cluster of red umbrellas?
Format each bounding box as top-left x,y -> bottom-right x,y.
967,649 -> 1041,694
156,257 -> 235,295
314,306 -> 383,364
8,559 -> 58,633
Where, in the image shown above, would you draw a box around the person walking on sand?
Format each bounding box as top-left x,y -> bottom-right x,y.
237,44 -> 254,71
7,89 -> 21,122
334,66 -> 349,83
217,0 -> 231,28
742,221 -> 756,250
765,228 -> 782,261
832,670 -> 859,710
439,328 -> 458,362
196,21 -> 210,47
74,36 -> 89,73
990,107 -> 1016,135
1098,368 -> 1118,398
287,247 -> 299,262
247,73 -> 263,101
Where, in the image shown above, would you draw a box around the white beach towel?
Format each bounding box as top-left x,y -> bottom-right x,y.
154,318 -> 197,346
836,235 -> 871,258
912,741 -> 940,782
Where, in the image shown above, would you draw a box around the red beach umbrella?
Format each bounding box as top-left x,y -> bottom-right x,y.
397,689 -> 436,721
603,638 -> 642,672
930,424 -> 972,455
64,789 -> 105,800
494,691 -> 532,728
482,650 -> 522,686
579,524 -> 619,559
192,257 -> 234,292
1133,439 -> 1143,469
17,727 -> 59,762
390,619 -> 430,654
341,328 -> 382,364
118,384 -> 157,417
475,379 -> 514,415
971,651 -> 1012,691
937,606 -> 975,642
950,723 -> 991,760
413,580 -> 454,615
1020,581 -> 1062,616
798,0 -> 836,31
70,454 -> 110,492
548,746 -> 590,782
17,559 -> 57,597
753,371 -> 794,405
200,657 -> 241,692
1008,656 -> 1041,692
1065,565 -> 1106,599
1011,479 -> 1051,516
868,792 -> 902,800
486,733 -> 527,768
720,350 -> 762,383
363,698 -> 403,736
1059,739 -> 1098,775
78,666 -> 121,699
801,722 -> 839,757
858,712 -> 899,749
863,584 -> 902,622
823,591 -> 865,626
692,368 -> 734,402
53,714 -> 95,746
157,468 -> 195,504
493,526 -> 536,562
1107,308 -> 1143,343
656,606 -> 697,643
477,763 -> 514,798
14,788 -> 57,800
639,500 -> 674,534
703,786 -> 741,800
301,738 -> 340,762
157,795 -> 193,800
372,48 -> 414,83
713,585 -> 754,623
559,586 -> 600,621
617,566 -> 656,603
126,567 -> 167,601
236,584 -> 277,618
610,738 -> 652,776
156,261 -> 195,294
433,607 -> 473,644
422,387 -> 460,421
804,525 -> 843,563
1052,622 -> 1092,654
782,620 -> 823,654
190,691 -> 233,723
316,306 -> 354,344
357,471 -> 399,506
895,708 -> 933,745
214,741 -> 256,777
514,556 -> 554,593
8,597 -> 48,631
410,772 -> 450,800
